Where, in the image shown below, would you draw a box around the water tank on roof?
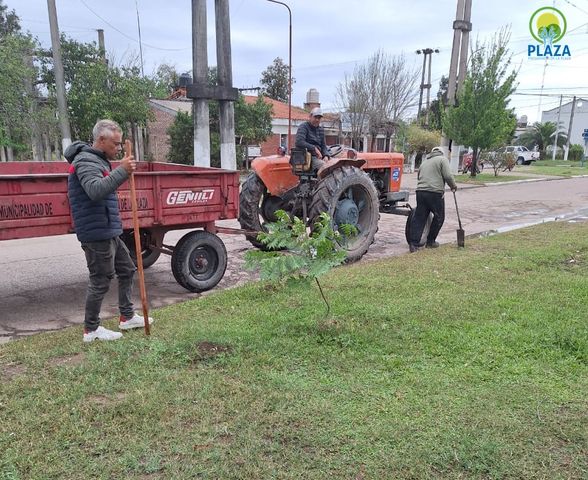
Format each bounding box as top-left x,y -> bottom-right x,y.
306,88 -> 320,104
178,73 -> 193,87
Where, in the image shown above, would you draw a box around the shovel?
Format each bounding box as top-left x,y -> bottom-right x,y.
452,190 -> 465,248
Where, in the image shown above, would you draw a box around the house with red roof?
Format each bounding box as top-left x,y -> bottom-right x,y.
146,87 -> 392,164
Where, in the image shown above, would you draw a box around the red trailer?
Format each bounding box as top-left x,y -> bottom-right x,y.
0,161 -> 240,292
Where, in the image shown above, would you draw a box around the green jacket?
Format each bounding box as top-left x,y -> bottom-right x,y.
416,150 -> 457,193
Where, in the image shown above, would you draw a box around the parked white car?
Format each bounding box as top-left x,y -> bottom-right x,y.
499,146 -> 540,165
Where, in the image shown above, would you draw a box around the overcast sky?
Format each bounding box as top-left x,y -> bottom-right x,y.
6,0 -> 588,123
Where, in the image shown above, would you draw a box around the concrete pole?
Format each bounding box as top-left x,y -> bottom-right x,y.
192,0 -> 210,166
552,94 -> 563,161
445,0 -> 464,113
47,0 -> 71,155
424,52 -> 433,127
215,0 -> 236,170
97,29 -> 106,64
456,0 -> 472,96
564,96 -> 576,161
416,51 -> 427,122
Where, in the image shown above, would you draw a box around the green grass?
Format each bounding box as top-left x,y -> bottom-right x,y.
526,160 -> 588,177
455,172 -> 533,184
1,223 -> 588,479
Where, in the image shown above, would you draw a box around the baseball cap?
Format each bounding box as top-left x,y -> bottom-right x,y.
310,107 -> 323,117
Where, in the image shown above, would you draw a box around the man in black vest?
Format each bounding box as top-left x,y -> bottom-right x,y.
65,119 -> 153,342
295,107 -> 330,172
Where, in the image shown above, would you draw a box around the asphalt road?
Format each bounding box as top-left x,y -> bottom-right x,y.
2,172 -> 588,343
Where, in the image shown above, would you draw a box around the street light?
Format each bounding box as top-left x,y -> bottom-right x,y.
266,0 -> 292,151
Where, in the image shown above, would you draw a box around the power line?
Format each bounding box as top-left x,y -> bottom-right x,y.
78,0 -> 190,52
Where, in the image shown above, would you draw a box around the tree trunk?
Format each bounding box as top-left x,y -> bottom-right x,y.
470,148 -> 478,178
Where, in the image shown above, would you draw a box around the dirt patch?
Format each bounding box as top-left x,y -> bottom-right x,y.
1,363 -> 27,381
87,392 -> 128,406
46,352 -> 86,368
195,341 -> 232,361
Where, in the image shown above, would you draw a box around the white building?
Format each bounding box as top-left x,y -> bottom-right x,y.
541,98 -> 588,146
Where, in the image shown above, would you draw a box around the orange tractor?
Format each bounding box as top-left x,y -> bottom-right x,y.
238,146 -> 410,262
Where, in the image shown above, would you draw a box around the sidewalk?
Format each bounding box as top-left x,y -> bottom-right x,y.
400,169 -> 564,192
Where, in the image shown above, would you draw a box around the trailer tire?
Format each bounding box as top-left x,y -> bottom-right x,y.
309,166 -> 379,263
171,231 -> 227,292
405,210 -> 433,247
122,229 -> 162,269
239,173 -> 287,250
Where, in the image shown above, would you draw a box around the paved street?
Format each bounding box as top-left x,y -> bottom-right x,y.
2,171 -> 588,343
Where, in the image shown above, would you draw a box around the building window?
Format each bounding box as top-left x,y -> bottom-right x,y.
376,137 -> 386,152
280,134 -> 288,148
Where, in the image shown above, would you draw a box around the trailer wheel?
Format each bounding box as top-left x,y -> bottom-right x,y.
171,231 -> 227,292
122,229 -> 162,269
405,210 -> 433,247
239,173 -> 288,250
309,166 -> 379,262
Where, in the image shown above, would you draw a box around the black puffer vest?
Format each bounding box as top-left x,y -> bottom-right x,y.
66,142 -> 123,243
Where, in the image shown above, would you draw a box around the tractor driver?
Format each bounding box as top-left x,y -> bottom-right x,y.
295,107 -> 330,172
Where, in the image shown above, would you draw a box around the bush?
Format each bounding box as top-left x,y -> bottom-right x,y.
568,144 -> 584,161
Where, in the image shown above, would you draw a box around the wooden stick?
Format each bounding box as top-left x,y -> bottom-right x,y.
125,139 -> 151,335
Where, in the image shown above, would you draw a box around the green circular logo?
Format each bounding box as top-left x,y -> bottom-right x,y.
529,7 -> 567,43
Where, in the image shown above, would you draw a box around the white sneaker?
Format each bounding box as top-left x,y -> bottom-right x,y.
119,313 -> 154,330
83,326 -> 123,343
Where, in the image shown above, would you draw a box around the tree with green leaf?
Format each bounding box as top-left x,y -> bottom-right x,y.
167,93 -> 272,167
0,0 -> 20,37
244,210 -> 353,316
260,57 -> 293,103
167,111 -> 193,165
421,76 -> 448,131
152,63 -> 180,98
517,121 -> 566,158
0,33 -> 37,160
235,95 -> 273,167
443,28 -> 518,176
41,36 -> 158,142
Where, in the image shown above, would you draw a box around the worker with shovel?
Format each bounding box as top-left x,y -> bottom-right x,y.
65,119 -> 153,342
409,146 -> 457,253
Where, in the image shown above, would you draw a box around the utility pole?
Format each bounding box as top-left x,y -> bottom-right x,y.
215,0 -> 236,170
47,0 -> 71,156
97,29 -> 106,64
416,48 -> 439,126
442,0 -> 472,172
564,95 -> 577,161
416,51 -> 427,121
134,0 -> 145,77
552,94 -> 563,161
191,0 -> 210,166
187,0 -> 238,168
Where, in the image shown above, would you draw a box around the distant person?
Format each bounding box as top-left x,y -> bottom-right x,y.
409,146 -> 457,253
295,107 -> 329,171
65,119 -> 153,342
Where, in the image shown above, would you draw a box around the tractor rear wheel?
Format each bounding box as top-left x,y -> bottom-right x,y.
239,173 -> 288,250
308,166 -> 379,262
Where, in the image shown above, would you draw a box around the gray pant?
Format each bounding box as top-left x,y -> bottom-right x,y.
311,156 -> 325,172
81,236 -> 136,331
